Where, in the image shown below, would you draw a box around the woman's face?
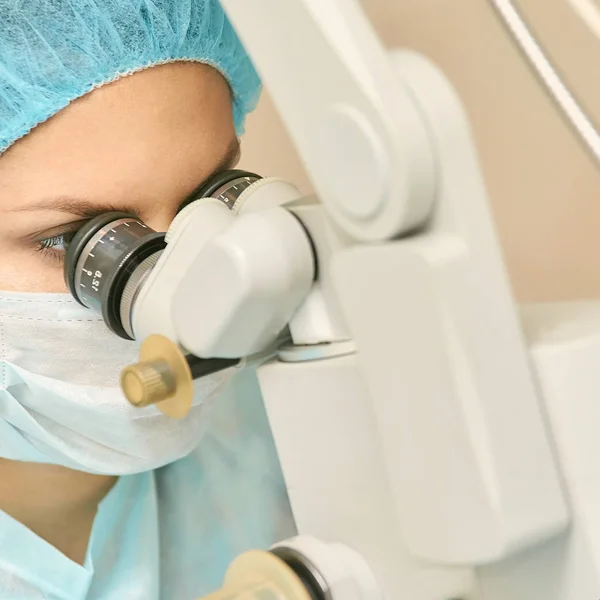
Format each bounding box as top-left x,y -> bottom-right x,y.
0,62 -> 240,292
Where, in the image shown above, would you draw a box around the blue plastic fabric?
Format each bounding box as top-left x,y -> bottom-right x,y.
0,369 -> 295,599
0,0 -> 261,153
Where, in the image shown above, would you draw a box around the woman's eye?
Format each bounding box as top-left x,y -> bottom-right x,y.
39,234 -> 69,251
34,231 -> 77,263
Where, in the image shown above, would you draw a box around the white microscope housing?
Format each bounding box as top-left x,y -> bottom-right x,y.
77,1 -> 600,598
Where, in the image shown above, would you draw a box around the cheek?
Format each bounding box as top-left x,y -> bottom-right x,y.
0,241 -> 67,292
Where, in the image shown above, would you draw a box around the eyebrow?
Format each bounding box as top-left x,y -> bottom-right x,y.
12,137 -> 241,220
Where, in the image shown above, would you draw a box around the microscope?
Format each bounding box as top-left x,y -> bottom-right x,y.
62,1 -> 600,598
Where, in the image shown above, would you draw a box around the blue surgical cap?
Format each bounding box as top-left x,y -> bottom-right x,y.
0,0 -> 261,154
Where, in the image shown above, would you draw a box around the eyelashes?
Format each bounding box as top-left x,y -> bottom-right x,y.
33,231 -> 77,264
39,234 -> 69,251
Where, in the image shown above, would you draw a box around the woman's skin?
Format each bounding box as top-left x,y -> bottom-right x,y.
0,62 -> 241,565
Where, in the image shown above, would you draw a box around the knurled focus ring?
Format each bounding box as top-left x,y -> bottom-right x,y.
119,250 -> 163,339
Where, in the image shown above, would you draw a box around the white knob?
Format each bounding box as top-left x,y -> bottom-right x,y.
272,536 -> 381,600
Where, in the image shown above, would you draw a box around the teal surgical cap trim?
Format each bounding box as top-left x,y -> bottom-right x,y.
0,0 -> 261,154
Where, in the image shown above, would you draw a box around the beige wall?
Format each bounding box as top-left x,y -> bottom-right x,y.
240,1 -> 600,302
241,90 -> 313,195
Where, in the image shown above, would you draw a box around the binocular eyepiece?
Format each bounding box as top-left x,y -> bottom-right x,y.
64,170 -> 261,340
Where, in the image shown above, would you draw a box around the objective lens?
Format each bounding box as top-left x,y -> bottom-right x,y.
64,212 -> 166,340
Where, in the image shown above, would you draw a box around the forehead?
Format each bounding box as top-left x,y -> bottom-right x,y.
0,63 -> 237,220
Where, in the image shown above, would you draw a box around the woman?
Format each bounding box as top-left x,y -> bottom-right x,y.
0,1 -> 293,598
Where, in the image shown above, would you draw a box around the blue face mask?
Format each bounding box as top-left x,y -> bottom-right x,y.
0,290 -> 235,475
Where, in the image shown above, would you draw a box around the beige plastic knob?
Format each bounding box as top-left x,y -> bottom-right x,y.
197,550 -> 311,600
120,334 -> 194,419
121,360 -> 176,407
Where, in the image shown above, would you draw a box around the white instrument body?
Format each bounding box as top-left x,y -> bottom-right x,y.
133,1 -> 600,597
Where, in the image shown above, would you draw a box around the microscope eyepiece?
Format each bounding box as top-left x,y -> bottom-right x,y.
64,170 -> 263,340
177,169 -> 261,213
64,212 -> 166,340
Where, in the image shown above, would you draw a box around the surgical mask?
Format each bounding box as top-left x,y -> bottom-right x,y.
0,290 -> 233,475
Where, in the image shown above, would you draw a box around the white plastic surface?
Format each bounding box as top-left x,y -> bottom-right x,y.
285,200 -> 352,346
476,302 -> 600,599
172,207 -> 315,358
258,355 -> 476,600
287,283 -> 345,346
331,51 -> 568,565
132,199 -> 235,341
220,0 -> 436,241
235,178 -> 303,213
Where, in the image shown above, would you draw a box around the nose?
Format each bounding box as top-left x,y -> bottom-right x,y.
143,208 -> 178,234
